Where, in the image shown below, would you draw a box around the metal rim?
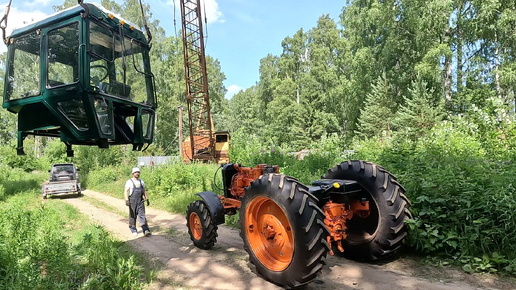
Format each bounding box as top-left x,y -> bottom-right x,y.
245,196 -> 294,271
189,211 -> 203,240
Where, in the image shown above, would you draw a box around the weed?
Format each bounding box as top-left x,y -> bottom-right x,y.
0,191 -> 149,289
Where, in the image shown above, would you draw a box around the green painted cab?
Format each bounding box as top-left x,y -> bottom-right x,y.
2,3 -> 156,156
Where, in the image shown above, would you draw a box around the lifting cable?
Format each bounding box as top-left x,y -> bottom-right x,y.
0,0 -> 13,45
138,0 -> 152,44
202,0 -> 208,48
173,0 -> 178,39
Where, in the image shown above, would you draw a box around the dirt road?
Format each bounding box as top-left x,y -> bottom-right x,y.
61,190 -> 513,290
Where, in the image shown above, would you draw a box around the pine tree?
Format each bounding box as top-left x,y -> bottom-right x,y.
356,74 -> 396,138
392,76 -> 445,141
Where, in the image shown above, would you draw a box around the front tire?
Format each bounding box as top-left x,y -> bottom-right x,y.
324,160 -> 412,260
240,174 -> 329,289
186,200 -> 218,249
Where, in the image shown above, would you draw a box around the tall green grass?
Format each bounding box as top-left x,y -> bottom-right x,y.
86,161 -> 220,214
0,164 -> 47,202
0,190 -> 150,289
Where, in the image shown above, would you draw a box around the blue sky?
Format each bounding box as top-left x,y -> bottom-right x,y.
0,0 -> 345,98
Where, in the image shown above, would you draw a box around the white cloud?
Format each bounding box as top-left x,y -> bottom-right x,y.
171,0 -> 223,24
0,7 -> 48,53
21,0 -> 54,8
202,0 -> 223,24
225,84 -> 242,99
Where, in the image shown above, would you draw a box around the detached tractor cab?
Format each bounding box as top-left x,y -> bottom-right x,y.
2,2 -> 156,156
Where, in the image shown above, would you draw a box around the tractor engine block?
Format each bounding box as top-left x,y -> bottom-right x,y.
228,164 -> 279,198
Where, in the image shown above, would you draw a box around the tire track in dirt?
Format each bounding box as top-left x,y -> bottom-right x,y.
61,190 -> 508,290
62,190 -> 278,289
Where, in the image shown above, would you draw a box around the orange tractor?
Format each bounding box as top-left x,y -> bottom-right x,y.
186,160 -> 412,288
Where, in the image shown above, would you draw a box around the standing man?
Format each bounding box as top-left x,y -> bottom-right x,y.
124,167 -> 151,236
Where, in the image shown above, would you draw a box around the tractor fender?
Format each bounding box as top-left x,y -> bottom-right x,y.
195,191 -> 225,225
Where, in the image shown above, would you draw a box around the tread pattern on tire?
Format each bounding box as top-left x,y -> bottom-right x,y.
240,173 -> 330,289
186,200 -> 218,250
324,160 -> 413,260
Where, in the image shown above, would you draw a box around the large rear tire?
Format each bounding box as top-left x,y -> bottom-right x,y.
186,200 -> 218,249
324,160 -> 412,260
240,174 -> 329,289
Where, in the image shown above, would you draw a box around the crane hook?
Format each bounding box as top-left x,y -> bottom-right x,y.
0,0 -> 13,45
138,0 -> 152,44
78,0 -> 89,18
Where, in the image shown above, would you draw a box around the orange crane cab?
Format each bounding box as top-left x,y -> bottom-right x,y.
180,131 -> 230,164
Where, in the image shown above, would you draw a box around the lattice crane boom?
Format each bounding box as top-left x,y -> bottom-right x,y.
179,0 -> 215,161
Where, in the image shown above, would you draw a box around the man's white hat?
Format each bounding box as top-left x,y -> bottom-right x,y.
132,167 -> 140,174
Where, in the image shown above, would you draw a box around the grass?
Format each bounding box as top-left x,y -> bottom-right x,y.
82,194 -> 127,217
0,190 -> 154,289
86,167 -> 240,230
87,172 -> 209,218
87,179 -> 126,197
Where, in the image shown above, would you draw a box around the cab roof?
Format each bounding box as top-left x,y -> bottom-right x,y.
9,2 -> 147,43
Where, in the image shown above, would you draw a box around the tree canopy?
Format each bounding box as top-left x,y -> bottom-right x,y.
0,0 -> 514,155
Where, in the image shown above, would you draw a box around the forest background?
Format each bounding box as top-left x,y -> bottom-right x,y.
0,0 -> 515,286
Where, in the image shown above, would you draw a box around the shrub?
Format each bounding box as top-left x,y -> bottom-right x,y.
0,144 -> 41,172
87,166 -> 123,187
350,119 -> 516,274
228,129 -> 264,165
144,161 -> 218,197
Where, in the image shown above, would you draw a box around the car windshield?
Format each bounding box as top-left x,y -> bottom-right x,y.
54,165 -> 74,173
